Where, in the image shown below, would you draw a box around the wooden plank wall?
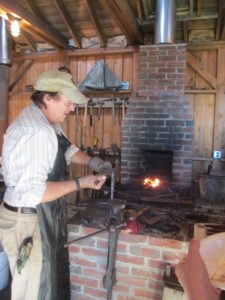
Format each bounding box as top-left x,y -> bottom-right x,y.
186,48 -> 225,179
7,46 -> 225,181
8,50 -> 137,181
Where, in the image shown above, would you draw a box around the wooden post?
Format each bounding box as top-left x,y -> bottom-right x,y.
0,65 -> 10,155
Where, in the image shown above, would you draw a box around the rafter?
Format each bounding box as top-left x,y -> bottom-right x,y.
187,52 -> 217,89
136,0 -> 143,22
25,0 -> 43,19
100,0 -> 144,45
189,0 -> 194,17
84,0 -> 105,47
0,0 -> 67,49
197,0 -> 202,17
21,29 -> 36,52
52,0 -> 81,48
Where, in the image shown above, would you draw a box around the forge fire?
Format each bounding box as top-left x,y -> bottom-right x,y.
143,177 -> 160,188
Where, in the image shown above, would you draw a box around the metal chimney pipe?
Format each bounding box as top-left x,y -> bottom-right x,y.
154,0 -> 176,44
0,16 -> 11,154
0,17 -> 12,65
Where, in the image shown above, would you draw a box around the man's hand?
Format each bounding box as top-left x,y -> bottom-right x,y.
175,239 -> 221,300
79,174 -> 106,190
88,157 -> 113,175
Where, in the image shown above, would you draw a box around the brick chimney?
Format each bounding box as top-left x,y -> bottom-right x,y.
121,44 -> 194,195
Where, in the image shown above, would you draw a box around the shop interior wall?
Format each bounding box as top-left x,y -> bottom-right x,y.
7,47 -> 225,183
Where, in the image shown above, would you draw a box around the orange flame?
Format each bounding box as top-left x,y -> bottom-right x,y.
143,177 -> 160,188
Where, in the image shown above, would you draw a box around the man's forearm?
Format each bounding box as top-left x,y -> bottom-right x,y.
41,181 -> 77,202
71,150 -> 91,165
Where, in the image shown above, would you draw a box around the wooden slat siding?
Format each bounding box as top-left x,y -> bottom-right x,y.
187,51 -> 217,89
123,54 -> 133,89
214,48 -> 225,169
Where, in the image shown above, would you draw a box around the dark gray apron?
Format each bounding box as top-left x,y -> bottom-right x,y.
37,134 -> 71,300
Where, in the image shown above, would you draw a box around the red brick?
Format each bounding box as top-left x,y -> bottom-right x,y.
68,245 -> 80,253
118,233 -> 147,243
116,253 -> 145,265
114,284 -> 130,293
82,247 -> 107,258
84,287 -> 107,298
129,246 -> 160,259
70,275 -> 98,288
116,265 -> 130,275
148,237 -> 183,250
117,275 -> 146,287
71,257 -> 96,268
71,292 -> 93,300
148,259 -> 166,270
83,227 -> 108,238
83,267 -> 105,278
117,295 -> 137,300
131,268 -> 151,277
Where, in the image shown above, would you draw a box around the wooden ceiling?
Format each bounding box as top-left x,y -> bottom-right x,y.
0,0 -> 224,54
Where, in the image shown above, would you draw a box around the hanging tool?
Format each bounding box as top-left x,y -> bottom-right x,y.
112,98 -> 115,125
115,99 -> 122,125
93,136 -> 98,151
89,99 -> 96,127
89,98 -> 93,127
75,104 -> 79,132
84,99 -> 88,128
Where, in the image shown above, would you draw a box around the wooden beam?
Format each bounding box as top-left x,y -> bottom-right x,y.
185,89 -> 216,94
213,48 -> 225,171
187,40 -> 225,50
142,0 -> 149,21
21,29 -> 36,52
187,52 -> 217,89
189,0 -> 194,18
21,22 -> 61,50
147,0 -> 152,15
84,0 -> 105,47
0,0 -> 67,49
216,0 -> 225,40
136,0 -> 143,22
197,0 -> 201,17
100,0 -> 144,45
52,0 -> 81,48
12,46 -> 139,62
221,20 -> 225,40
9,60 -> 34,92
25,0 -> 43,19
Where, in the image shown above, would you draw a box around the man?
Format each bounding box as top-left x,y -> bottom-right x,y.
175,239 -> 221,300
0,70 -> 112,300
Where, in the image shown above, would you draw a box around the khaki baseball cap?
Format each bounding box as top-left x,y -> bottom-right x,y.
34,71 -> 88,104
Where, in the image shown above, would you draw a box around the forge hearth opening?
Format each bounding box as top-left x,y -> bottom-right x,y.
140,149 -> 173,182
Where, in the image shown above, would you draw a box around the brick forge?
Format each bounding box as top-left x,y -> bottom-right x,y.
68,225 -> 188,300
121,44 -> 194,195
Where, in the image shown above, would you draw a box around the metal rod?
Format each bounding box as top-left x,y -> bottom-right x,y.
64,228 -> 107,247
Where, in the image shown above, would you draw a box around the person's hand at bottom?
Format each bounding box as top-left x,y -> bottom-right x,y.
175,239 -> 221,300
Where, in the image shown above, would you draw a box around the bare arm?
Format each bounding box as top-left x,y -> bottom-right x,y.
175,239 -> 221,300
71,150 -> 91,165
41,175 -> 106,203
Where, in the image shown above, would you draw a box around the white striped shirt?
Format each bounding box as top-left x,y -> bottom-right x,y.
2,104 -> 79,208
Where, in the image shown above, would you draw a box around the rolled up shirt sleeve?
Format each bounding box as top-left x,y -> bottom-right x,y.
65,144 -> 80,165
